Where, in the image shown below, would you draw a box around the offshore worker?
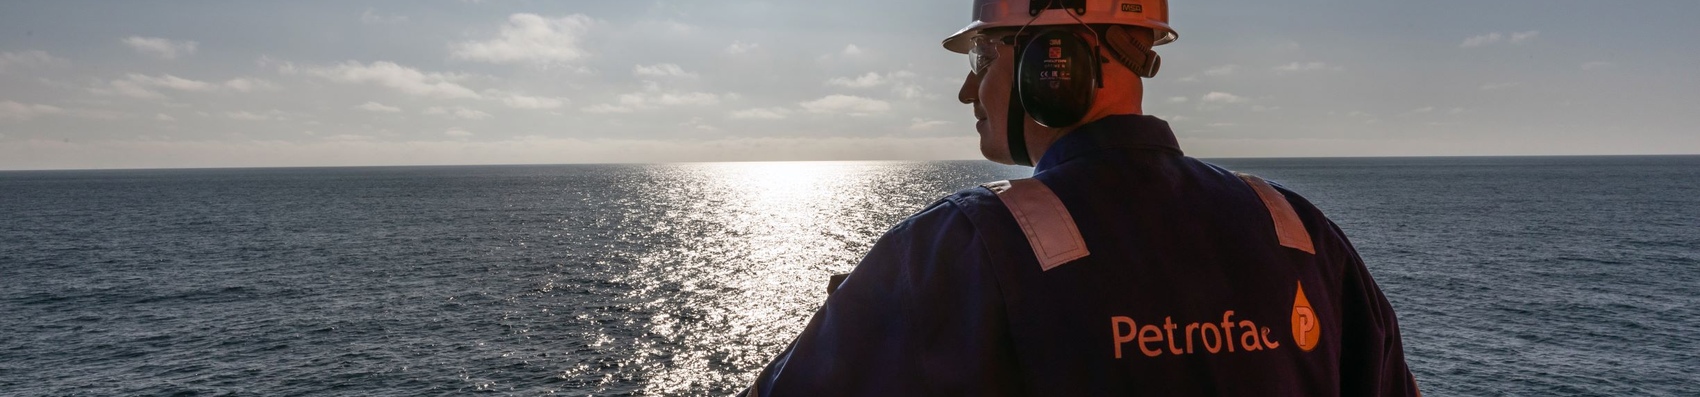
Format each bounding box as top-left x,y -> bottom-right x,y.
743,0 -> 1421,395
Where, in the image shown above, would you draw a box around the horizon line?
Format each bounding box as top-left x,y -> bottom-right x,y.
3,153 -> 1698,173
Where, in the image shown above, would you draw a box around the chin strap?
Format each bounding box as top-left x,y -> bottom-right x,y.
1006,82 -> 1032,166
1006,38 -> 1033,167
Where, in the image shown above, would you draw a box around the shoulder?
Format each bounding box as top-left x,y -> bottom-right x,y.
939,184 -> 1008,221
1255,176 -> 1366,267
840,186 -> 1007,303
858,182 -> 1047,268
1262,179 -> 1324,218
879,185 -> 1004,243
1257,177 -> 1338,240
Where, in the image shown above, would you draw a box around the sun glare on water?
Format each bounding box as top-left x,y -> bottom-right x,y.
581,161 -> 927,394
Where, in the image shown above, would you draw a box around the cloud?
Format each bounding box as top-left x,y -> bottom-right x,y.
0,135 -> 985,169
1460,33 -> 1502,48
828,71 -> 925,98
725,40 -> 759,54
0,101 -> 65,120
451,13 -> 594,66
728,107 -> 790,120
155,113 -> 176,122
580,104 -> 634,113
618,82 -> 721,106
680,117 -> 719,132
360,8 -> 408,24
0,50 -> 68,72
226,111 -> 270,121
1203,65 -> 1238,76
221,78 -> 281,92
501,94 -> 567,109
633,63 -> 696,78
356,101 -> 402,112
1461,31 -> 1538,48
291,61 -> 480,99
650,92 -> 719,106
104,75 -> 193,98
93,74 -> 270,98
1480,82 -> 1519,91
122,36 -> 198,60
826,72 -> 889,88
1201,92 -> 1247,104
1510,31 -> 1540,44
1166,96 -> 1188,103
892,82 -> 927,99
1274,62 -> 1343,73
799,95 -> 890,116
423,106 -> 493,120
909,118 -> 950,130
634,19 -> 697,35
841,44 -> 864,56
585,83 -> 720,113
445,128 -> 474,137
1581,61 -> 1615,71
226,110 -> 291,121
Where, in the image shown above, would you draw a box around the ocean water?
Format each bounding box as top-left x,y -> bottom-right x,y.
0,157 -> 1695,396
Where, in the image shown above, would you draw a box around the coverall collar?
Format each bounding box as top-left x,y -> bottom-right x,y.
1033,114 -> 1183,173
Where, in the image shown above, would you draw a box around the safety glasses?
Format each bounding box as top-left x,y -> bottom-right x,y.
968,35 -> 1003,76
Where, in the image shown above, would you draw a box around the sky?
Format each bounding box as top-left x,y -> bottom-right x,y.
1,0 -> 1697,170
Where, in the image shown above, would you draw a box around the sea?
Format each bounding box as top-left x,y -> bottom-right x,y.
1,156 -> 1696,396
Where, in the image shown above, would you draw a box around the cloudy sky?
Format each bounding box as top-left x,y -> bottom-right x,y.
1,1 -> 1696,170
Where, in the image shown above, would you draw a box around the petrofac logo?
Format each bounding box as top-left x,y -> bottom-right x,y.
1109,280 -> 1323,359
1291,281 -> 1321,352
1110,311 -> 1279,358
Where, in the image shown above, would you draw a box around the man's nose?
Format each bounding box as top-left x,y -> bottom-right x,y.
958,71 -> 978,104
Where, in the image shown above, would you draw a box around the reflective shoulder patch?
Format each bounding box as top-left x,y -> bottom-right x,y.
1234,172 -> 1316,255
983,178 -> 1090,271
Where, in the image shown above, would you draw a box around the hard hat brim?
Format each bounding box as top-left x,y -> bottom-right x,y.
942,10 -> 1177,54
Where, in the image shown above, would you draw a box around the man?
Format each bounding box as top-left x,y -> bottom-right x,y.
742,0 -> 1420,395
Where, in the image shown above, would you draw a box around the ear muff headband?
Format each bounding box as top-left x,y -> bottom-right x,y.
1016,28 -> 1100,129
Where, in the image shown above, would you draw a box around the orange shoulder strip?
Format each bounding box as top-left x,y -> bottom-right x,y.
983,178 -> 1090,271
1234,172 -> 1315,255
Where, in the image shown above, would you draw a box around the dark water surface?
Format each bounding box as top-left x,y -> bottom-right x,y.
1,157 -> 1696,396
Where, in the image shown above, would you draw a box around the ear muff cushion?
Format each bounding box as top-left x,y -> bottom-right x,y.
1017,29 -> 1097,128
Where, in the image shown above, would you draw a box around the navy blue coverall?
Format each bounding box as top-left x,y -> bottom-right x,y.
743,115 -> 1420,396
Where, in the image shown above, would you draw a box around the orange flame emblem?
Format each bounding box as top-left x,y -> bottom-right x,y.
1291,280 -> 1321,352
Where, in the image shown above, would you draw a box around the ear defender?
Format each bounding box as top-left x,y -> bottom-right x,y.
1016,28 -> 1099,128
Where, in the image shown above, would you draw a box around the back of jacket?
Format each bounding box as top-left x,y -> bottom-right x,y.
745,115 -> 1418,396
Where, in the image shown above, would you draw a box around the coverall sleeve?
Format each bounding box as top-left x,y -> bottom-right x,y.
741,200 -> 1024,396
1326,220 -> 1423,397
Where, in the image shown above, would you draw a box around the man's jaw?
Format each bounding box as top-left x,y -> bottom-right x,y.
973,104 -> 988,135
